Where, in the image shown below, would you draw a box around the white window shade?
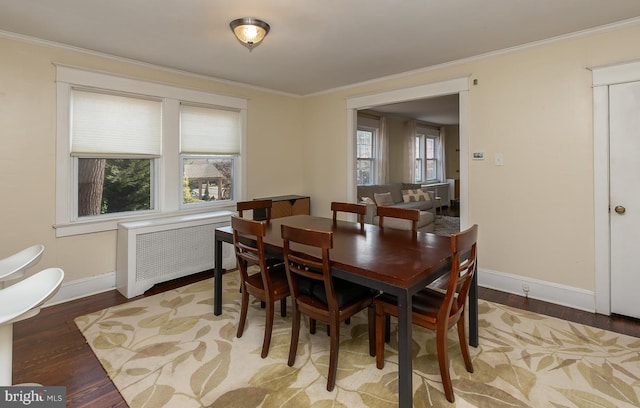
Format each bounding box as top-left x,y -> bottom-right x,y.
71,89 -> 161,155
180,104 -> 240,154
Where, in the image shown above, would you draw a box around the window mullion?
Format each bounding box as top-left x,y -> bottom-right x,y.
162,98 -> 180,212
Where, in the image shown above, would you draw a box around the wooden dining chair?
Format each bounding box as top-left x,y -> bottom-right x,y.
281,224 -> 377,391
231,216 -> 290,358
237,199 -> 283,270
237,199 -> 273,221
331,202 -> 367,226
374,224 -> 478,402
329,202 -> 367,326
376,206 -> 420,233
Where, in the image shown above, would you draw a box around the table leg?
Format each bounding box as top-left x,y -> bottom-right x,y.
214,234 -> 224,316
396,290 -> 413,408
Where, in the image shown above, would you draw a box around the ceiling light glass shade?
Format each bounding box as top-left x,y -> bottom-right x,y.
230,18 -> 270,51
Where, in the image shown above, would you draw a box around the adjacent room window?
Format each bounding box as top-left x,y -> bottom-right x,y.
55,65 -> 247,236
356,127 -> 376,185
415,126 -> 440,183
180,104 -> 240,205
72,89 -> 160,218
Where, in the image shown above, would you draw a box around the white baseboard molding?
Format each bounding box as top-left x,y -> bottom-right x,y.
478,268 -> 596,313
43,244 -> 237,308
45,271 -> 116,307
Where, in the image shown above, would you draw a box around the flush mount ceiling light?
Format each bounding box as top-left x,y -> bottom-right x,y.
229,17 -> 270,51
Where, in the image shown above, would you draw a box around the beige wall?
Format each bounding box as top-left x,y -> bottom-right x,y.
0,36 -> 304,282
2,23 -> 640,297
386,117 -> 408,183
302,24 -> 640,292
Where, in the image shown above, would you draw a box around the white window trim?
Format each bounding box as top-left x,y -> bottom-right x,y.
356,126 -> 377,185
72,155 -> 159,221
415,134 -> 425,182
179,154 -> 239,209
54,65 -> 247,237
415,126 -> 441,184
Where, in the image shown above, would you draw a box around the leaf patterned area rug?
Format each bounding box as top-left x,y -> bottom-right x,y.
75,272 -> 640,407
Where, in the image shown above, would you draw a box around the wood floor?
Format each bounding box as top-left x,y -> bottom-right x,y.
12,269 -> 640,407
438,201 -> 461,217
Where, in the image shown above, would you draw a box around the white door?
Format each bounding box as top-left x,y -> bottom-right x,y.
610,80 -> 640,319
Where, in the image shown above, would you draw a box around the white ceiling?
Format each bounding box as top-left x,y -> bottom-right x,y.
1,0 -> 640,122
367,95 -> 461,126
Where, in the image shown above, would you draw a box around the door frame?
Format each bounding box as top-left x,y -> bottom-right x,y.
345,76 -> 470,229
592,59 -> 640,315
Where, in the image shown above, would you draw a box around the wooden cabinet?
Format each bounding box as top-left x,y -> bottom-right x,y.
254,195 -> 310,219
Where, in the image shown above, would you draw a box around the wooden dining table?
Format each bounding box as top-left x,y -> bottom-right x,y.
214,214 -> 478,408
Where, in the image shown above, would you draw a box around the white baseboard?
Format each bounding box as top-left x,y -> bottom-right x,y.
45,272 -> 116,307
43,243 -> 237,307
478,268 -> 596,313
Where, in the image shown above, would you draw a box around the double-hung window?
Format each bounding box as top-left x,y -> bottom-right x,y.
55,65 -> 247,237
415,126 -> 440,183
71,89 -> 161,218
180,104 -> 240,205
356,127 -> 376,185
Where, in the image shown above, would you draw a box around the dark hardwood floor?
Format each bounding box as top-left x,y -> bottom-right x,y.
438,201 -> 460,217
12,265 -> 640,407
12,271 -> 214,408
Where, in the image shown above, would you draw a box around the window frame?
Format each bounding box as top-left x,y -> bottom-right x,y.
356,126 -> 377,185
415,125 -> 441,184
179,154 -> 238,208
73,155 -> 158,220
55,65 -> 247,237
415,134 -> 424,182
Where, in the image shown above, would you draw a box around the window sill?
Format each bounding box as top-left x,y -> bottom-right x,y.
53,206 -> 236,237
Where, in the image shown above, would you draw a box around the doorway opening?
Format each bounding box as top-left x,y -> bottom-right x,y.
345,77 -> 470,228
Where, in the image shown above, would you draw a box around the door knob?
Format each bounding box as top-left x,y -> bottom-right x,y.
614,205 -> 626,215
